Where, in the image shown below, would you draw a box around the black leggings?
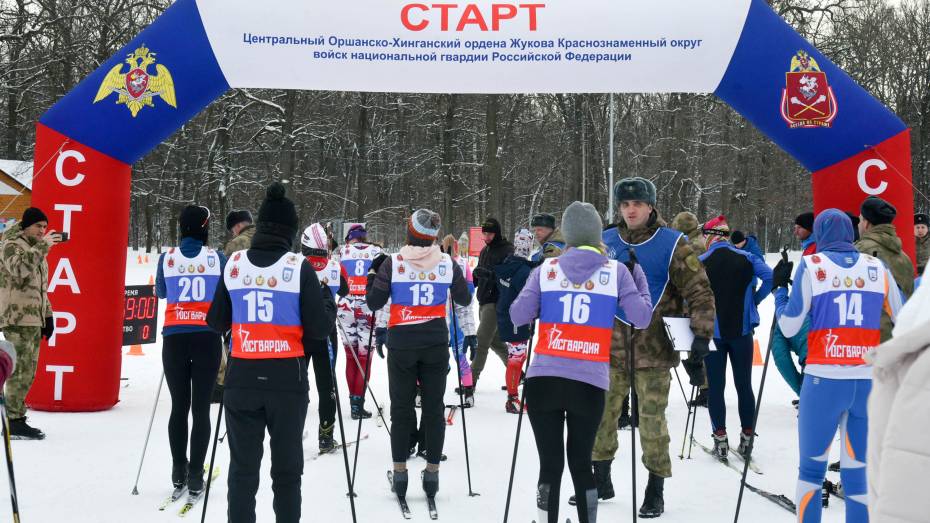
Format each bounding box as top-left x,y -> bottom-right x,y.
526,376 -> 606,523
309,347 -> 336,426
162,331 -> 222,472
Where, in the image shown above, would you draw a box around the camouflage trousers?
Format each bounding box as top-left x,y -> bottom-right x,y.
3,326 -> 41,419
591,366 -> 672,478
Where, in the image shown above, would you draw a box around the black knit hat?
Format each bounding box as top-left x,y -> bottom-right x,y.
730,230 -> 746,245
481,217 -> 502,237
179,205 -> 210,243
794,212 -> 815,232
257,182 -> 298,240
225,210 -> 253,231
20,207 -> 48,229
530,213 -> 556,230
860,196 -> 897,226
915,213 -> 929,226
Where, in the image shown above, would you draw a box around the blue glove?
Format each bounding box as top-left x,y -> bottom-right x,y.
462,335 -> 478,361
375,327 -> 387,358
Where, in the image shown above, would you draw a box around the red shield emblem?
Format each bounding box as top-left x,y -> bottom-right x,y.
782,71 -> 837,128
125,68 -> 149,100
816,268 -> 827,282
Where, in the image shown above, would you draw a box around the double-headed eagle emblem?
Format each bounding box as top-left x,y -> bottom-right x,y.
93,44 -> 176,117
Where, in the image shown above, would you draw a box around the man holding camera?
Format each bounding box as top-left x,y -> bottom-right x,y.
0,207 -> 61,440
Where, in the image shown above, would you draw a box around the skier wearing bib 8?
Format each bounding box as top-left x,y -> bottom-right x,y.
774,209 -> 903,523
510,201 -> 652,523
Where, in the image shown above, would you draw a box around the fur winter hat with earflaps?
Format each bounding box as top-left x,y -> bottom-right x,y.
613,177 -> 657,206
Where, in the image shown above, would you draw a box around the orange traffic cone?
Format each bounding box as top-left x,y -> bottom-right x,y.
144,254 -> 150,263
137,255 -> 143,265
126,344 -> 145,356
752,339 -> 763,366
148,275 -> 155,285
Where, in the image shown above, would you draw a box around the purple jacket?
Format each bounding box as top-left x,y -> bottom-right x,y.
510,248 -> 652,390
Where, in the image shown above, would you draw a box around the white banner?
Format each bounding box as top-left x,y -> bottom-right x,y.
196,0 -> 751,93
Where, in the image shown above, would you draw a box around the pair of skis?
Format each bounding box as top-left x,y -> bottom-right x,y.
387,471 -> 438,520
308,434 -> 370,461
158,466 -> 221,517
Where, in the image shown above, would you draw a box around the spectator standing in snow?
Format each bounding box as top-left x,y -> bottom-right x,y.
529,213 -> 565,262
795,212 -> 817,256
494,228 -> 535,414
913,212 -> 928,275
470,217 -> 514,388
0,207 -> 60,440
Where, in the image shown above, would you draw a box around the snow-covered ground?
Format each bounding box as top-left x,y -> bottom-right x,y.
3,249 -> 854,522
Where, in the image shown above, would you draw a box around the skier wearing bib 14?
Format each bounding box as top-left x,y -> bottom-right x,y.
774,209 -> 903,523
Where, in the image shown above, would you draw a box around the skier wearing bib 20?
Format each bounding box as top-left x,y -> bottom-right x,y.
155,205 -> 226,496
774,209 -> 902,523
206,183 -> 337,523
510,201 -> 652,523
587,177 -> 716,518
338,224 -> 382,419
301,223 -> 349,453
366,209 -> 472,503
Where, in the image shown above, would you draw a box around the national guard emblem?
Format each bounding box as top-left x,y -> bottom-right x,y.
93,45 -> 177,117
268,277 -> 278,288
409,272 -> 416,280
547,269 -> 557,281
419,272 -> 427,281
207,256 -> 216,268
438,265 -> 447,277
178,265 -> 186,274
188,264 -> 195,274
781,50 -> 837,128
283,267 -> 293,282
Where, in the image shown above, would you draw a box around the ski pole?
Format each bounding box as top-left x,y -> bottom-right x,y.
679,385 -> 696,460
131,370 -> 164,495
447,288 -> 479,497
732,304 -> 779,522
671,366 -> 690,408
1,396 -> 21,523
350,313 -> 379,492
687,389 -> 699,459
502,322 -> 535,523
201,347 -> 233,523
336,319 -> 391,436
328,330 -> 358,522
629,324 -> 638,522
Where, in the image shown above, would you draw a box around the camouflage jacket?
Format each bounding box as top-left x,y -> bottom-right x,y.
609,214 -> 716,370
0,224 -> 52,328
223,224 -> 256,257
856,223 -> 915,341
916,234 -> 929,272
670,211 -> 706,256
540,228 -> 565,259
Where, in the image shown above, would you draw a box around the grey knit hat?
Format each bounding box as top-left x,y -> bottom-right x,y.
613,177 -> 657,206
561,201 -> 603,248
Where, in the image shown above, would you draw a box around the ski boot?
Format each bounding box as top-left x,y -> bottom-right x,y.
690,387 -> 708,408
8,417 -> 45,440
505,394 -> 523,414
464,386 -> 475,408
828,460 -> 840,472
536,483 -> 552,522
737,431 -> 754,460
350,395 -> 372,419
639,473 -> 665,518
172,460 -> 189,489
318,421 -> 335,453
391,469 -> 409,497
712,431 -> 729,461
188,466 -> 205,497
568,460 -> 614,505
422,469 -> 439,497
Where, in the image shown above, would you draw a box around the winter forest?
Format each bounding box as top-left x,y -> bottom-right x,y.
1,0 -> 928,251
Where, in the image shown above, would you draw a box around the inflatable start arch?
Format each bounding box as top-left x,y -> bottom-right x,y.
30,0 -> 912,410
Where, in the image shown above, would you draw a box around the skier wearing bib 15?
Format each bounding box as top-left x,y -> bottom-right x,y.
155,205 -> 226,497
301,222 -> 349,453
510,201 -> 652,523
338,223 -> 383,419
207,183 -> 337,523
366,209 -> 472,504
774,209 -> 902,523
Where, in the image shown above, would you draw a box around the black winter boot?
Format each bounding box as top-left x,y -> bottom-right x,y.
188,466 -> 205,495
318,421 -> 335,453
639,473 -> 665,518
8,417 -> 45,440
350,395 -> 372,419
593,460 -> 615,500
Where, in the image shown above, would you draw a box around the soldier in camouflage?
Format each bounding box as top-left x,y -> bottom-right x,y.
0,207 -> 62,440
583,178 -> 715,518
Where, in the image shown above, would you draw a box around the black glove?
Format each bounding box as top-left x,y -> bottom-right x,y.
375,327 -> 387,358
369,253 -> 389,276
772,259 -> 794,289
690,336 -> 711,360
472,266 -> 492,282
624,248 -> 639,274
41,317 -> 54,340
682,337 -> 710,386
462,335 -> 478,360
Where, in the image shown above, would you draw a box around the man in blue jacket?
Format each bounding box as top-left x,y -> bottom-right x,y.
699,216 -> 772,461
495,229 -> 535,413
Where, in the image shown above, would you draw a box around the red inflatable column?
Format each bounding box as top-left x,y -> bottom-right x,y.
26,123 -> 131,411
811,130 -> 916,268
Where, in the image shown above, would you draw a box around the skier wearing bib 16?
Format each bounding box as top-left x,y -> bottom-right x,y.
510,201 -> 652,523
774,209 -> 902,523
155,205 -> 225,497
207,183 -> 337,523
301,223 -> 349,453
338,224 -> 382,419
366,209 -> 472,505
